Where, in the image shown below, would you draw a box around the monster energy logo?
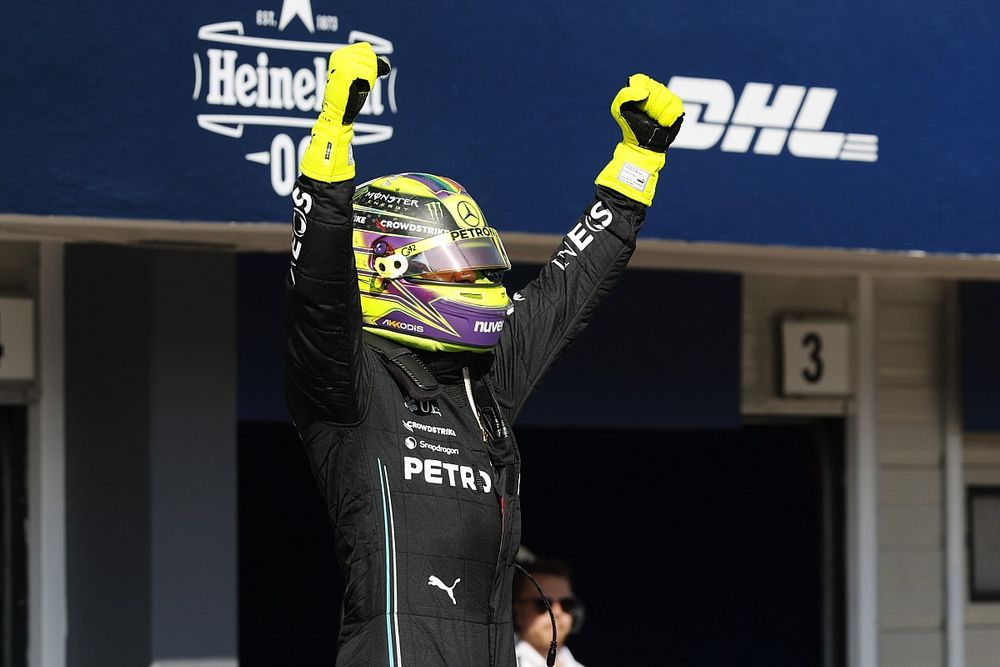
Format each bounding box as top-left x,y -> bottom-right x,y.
424,201 -> 445,222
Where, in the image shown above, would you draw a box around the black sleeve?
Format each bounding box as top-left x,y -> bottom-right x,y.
284,175 -> 371,427
489,185 -> 645,420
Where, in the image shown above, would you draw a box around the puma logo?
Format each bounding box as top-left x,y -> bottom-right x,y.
427,575 -> 461,605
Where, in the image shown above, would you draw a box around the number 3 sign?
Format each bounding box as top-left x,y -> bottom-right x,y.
781,319 -> 852,397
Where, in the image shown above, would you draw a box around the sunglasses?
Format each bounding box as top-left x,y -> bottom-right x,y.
515,596 -> 582,616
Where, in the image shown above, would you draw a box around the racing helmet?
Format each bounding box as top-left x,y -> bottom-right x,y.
352,173 -> 511,352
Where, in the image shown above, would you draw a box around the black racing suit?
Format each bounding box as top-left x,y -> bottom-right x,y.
284,174 -> 646,666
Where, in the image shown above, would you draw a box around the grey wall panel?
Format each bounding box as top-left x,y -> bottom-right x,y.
65,246 -> 152,667
148,250 -> 237,661
65,246 -> 237,667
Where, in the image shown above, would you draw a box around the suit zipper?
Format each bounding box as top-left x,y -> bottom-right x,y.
464,367 -> 508,624
462,367 -> 487,443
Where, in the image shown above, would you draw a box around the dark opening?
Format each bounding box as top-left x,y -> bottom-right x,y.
514,421 -> 845,667
238,419 -> 844,666
238,422 -> 342,666
0,406 -> 28,667
967,485 -> 1000,601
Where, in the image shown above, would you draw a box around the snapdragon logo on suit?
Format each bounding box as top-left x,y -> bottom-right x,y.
191,0 -> 399,196
668,77 -> 878,162
403,436 -> 459,457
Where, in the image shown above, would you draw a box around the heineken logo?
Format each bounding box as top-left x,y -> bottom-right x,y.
190,0 -> 399,196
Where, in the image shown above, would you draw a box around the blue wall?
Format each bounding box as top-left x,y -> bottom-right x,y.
4,0 -> 1000,253
238,254 -> 741,429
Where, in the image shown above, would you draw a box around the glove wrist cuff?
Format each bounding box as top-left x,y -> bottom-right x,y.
300,122 -> 355,183
595,142 -> 666,206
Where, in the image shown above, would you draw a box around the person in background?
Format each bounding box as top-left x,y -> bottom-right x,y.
513,557 -> 587,667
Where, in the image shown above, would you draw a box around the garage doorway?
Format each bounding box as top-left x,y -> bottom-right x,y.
238,419 -> 844,666
514,420 -> 845,667
0,407 -> 27,667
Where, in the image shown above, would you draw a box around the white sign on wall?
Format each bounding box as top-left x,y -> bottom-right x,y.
781,318 -> 851,397
0,298 -> 35,381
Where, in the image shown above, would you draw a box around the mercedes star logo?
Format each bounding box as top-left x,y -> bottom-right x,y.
456,201 -> 482,226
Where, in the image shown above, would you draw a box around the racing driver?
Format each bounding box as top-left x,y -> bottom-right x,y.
284,42 -> 684,666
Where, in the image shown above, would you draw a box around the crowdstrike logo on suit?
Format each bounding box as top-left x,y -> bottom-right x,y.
190,0 -> 399,197
667,77 -> 878,162
402,420 -> 457,437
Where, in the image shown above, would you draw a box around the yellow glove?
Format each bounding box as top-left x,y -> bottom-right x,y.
595,73 -> 685,206
300,42 -> 390,182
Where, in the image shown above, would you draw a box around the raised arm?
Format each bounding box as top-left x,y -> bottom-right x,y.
284,43 -> 389,426
490,74 -> 684,418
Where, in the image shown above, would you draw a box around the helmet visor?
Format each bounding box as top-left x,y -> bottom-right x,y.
398,228 -> 510,277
